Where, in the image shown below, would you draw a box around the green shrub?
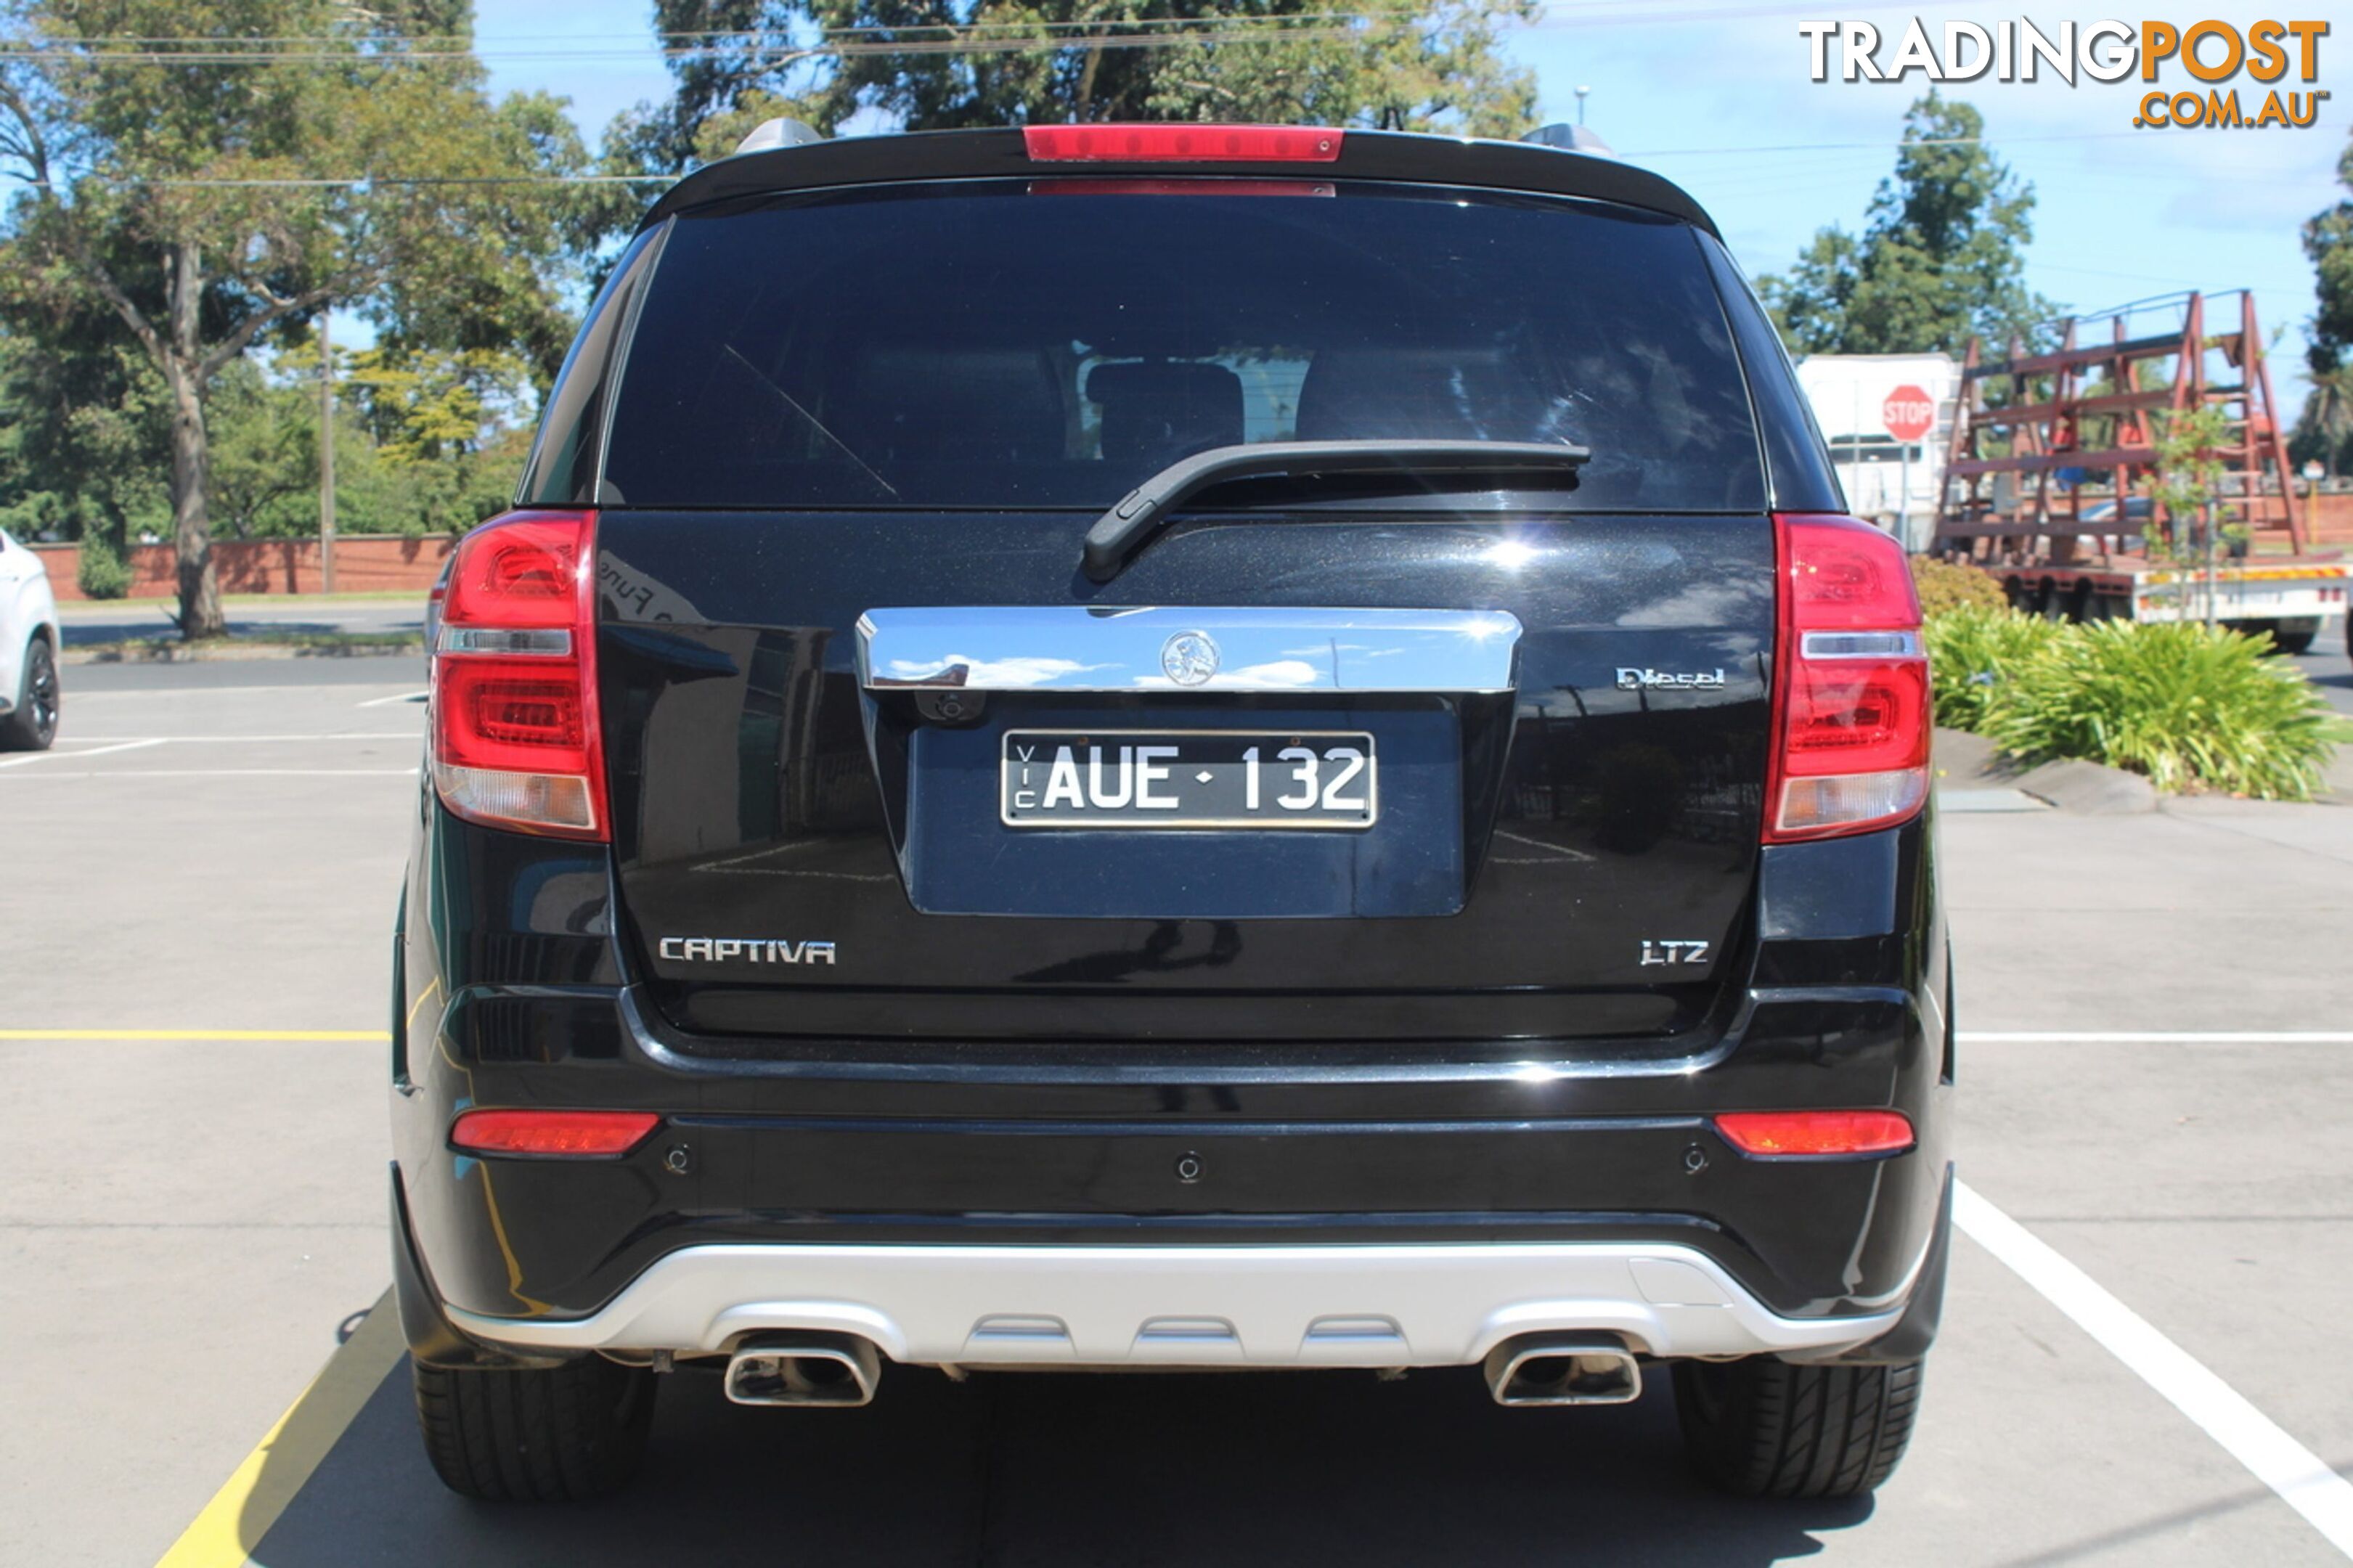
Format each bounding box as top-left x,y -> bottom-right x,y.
1910,555 -> 2007,616
1979,620 -> 2335,799
76,533 -> 131,600
1922,604 -> 2062,733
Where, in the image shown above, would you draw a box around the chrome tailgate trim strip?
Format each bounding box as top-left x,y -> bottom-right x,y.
857,605 -> 1522,693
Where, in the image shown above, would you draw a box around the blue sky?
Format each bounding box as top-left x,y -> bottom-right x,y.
473,0 -> 2348,410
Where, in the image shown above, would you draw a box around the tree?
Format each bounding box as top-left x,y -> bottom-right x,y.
0,307 -> 170,551
1759,92 -> 2056,357
612,0 -> 1538,173
2293,125 -> 2353,476
0,1 -> 602,635
2290,362 -> 2353,479
340,343 -> 535,535
204,358 -> 318,539
2148,405 -> 2230,562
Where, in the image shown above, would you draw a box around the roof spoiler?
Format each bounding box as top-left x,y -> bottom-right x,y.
641,127 -> 1716,236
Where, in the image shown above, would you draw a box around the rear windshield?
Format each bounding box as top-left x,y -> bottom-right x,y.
595,180 -> 1763,513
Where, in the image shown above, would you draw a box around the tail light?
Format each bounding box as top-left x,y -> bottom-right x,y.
1023,124 -> 1342,163
1764,514 -> 1930,843
1715,1110 -> 1914,1158
450,1108 -> 659,1158
430,510 -> 607,840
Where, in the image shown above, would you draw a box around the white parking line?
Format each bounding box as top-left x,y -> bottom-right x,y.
1955,1180 -> 2353,1559
70,683 -> 417,698
0,738 -> 164,769
355,690 -> 429,708
1964,1032 -> 2353,1044
46,734 -> 417,743
0,767 -> 417,779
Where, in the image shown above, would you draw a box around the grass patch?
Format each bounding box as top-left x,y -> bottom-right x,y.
1922,605 -> 2064,733
1927,612 -> 2336,800
69,629 -> 423,663
218,591 -> 435,605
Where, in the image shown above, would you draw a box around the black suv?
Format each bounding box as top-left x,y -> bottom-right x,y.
391,122 -> 1952,1503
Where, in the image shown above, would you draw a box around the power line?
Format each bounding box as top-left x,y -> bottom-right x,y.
0,0 -> 1984,48
24,173 -> 674,188
4,14 -> 1411,46
0,17 -> 1392,65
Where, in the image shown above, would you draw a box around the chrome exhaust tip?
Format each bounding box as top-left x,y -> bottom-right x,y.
723,1334 -> 883,1408
1483,1336 -> 1642,1407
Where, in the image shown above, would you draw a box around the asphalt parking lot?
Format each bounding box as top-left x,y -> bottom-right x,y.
6,654 -> 2352,1566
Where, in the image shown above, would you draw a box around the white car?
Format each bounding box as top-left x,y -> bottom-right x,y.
0,528 -> 60,749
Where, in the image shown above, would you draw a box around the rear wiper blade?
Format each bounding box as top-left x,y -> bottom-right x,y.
1081,438 -> 1591,582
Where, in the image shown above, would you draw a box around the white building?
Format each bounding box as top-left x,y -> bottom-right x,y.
1792,353 -> 1960,552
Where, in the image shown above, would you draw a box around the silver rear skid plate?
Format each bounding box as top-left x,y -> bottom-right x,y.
450,1241 -> 1906,1368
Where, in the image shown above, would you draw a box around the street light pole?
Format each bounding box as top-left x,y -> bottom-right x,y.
319,306 -> 337,595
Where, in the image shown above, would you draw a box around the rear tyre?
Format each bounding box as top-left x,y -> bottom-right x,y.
413,1356 -> 656,1502
2267,626 -> 2315,656
1673,1355 -> 1924,1498
1,635 -> 57,750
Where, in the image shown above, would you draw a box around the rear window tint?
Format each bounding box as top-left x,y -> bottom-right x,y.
600,181 -> 1763,512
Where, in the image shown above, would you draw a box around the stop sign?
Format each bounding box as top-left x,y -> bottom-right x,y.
1882,385 -> 1936,443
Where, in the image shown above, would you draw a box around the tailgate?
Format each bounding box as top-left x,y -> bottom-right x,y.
571,171 -> 1778,1048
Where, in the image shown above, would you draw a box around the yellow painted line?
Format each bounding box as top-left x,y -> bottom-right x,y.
155,1291 -> 405,1568
0,1029 -> 390,1042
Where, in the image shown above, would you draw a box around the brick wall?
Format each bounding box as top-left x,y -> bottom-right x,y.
29,535 -> 454,602
2305,491 -> 2353,545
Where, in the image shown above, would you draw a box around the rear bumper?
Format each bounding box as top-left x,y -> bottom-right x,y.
394,978 -> 1952,1357
446,1238 -> 1912,1368
393,814 -> 1952,1361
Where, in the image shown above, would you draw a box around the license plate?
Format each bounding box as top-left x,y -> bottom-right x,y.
1000,730 -> 1377,829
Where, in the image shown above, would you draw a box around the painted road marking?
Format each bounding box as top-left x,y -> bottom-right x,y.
0,735 -> 421,781
47,733 -> 418,743
153,1291 -> 404,1568
1964,1032 -> 2353,1044
0,1029 -> 391,1042
356,690 -> 429,708
1956,1180 -> 2353,1559
0,737 -> 163,769
0,768 -> 420,779
72,684 -> 420,699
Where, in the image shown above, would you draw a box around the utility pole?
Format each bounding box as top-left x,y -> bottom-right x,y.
1575,85 -> 1590,126
1900,437 -> 1912,549
319,306 -> 337,595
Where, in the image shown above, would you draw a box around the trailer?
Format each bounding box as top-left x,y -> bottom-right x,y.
1933,291 -> 2344,651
